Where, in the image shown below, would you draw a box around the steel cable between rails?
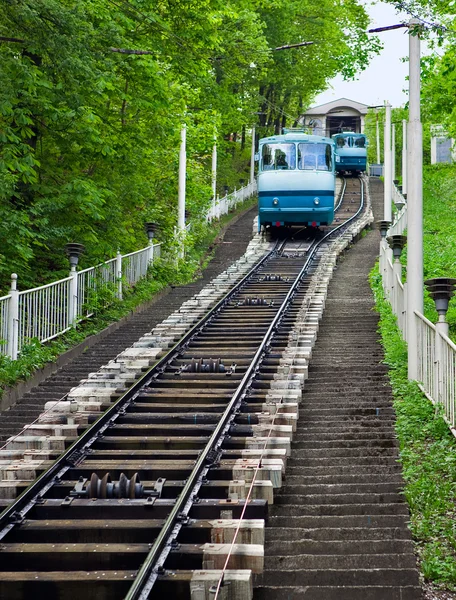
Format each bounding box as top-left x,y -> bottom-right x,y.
212,266 -> 323,599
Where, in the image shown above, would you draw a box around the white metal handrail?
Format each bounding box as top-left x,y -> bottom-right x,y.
17,277 -> 73,354
0,294 -> 11,356
0,242 -> 161,360
382,183 -> 456,438
416,310 -> 436,399
207,180 -> 257,222
0,179 -> 256,360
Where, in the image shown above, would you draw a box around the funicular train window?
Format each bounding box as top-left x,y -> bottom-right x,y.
298,143 -> 332,171
336,136 -> 349,148
354,137 -> 366,148
261,144 -> 296,170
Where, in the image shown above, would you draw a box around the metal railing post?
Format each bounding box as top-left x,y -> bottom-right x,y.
7,274 -> 19,360
116,251 -> 123,301
69,267 -> 78,327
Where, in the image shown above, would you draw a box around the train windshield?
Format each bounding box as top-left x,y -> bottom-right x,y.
335,135 -> 366,148
298,143 -> 332,171
261,144 -> 296,170
336,137 -> 349,148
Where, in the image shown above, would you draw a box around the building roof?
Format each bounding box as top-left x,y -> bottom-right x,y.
305,98 -> 369,116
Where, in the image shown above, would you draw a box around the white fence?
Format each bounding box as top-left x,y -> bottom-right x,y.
0,180 -> 257,362
381,184 -> 456,436
0,243 -> 161,360
207,181 -> 257,221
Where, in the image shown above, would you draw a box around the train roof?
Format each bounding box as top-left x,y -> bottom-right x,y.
332,132 -> 366,137
259,132 -> 334,145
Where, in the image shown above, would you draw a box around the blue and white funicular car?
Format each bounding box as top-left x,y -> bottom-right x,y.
257,131 -> 336,232
332,132 -> 368,174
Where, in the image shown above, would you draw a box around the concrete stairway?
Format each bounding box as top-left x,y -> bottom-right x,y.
0,208 -> 257,443
255,198 -> 422,599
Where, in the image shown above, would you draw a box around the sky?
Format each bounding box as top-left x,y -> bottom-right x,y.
314,1 -> 413,108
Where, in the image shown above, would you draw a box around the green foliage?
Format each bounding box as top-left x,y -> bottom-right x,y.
0,0 -> 380,293
370,268 -> 456,589
0,195 -> 256,396
396,164 -> 456,338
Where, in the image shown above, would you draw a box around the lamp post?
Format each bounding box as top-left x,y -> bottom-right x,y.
387,234 -> 407,283
65,243 -> 85,327
377,220 -> 392,291
145,222 -> 158,264
65,243 -> 85,270
145,222 -> 158,243
377,220 -> 391,242
395,197 -> 406,212
424,277 -> 456,402
424,278 -> 456,338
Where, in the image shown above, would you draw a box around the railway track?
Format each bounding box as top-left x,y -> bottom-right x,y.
0,176 -> 373,599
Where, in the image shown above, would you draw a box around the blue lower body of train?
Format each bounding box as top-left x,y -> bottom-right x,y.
335,154 -> 367,174
258,190 -> 335,230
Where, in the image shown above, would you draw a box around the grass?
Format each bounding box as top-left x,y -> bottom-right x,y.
370,162 -> 456,589
371,269 -> 456,588
0,197 -> 256,398
401,164 -> 456,340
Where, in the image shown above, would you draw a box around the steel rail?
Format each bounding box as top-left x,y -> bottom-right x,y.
0,240 -> 281,537
127,176 -> 365,599
0,177 -> 365,597
334,176 -> 347,212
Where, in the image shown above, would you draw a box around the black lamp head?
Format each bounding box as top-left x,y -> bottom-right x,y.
145,222 -> 159,241
376,220 -> 391,239
386,234 -> 407,260
65,243 -> 85,268
424,277 -> 456,316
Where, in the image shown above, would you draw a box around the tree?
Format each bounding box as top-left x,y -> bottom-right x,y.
0,0 -> 380,292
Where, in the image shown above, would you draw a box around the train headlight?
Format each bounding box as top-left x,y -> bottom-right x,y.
314,197 -> 320,205
273,197 -> 279,205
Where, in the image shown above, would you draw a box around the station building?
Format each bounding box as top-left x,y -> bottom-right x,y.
300,98 -> 369,138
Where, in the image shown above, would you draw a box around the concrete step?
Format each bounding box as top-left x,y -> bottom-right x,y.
254,585 -> 422,599
265,526 -> 412,542
260,567 -> 420,587
264,539 -> 414,555
281,482 -> 403,494
274,493 -> 403,506
263,552 -> 417,569
284,474 -> 404,485
268,503 -> 410,517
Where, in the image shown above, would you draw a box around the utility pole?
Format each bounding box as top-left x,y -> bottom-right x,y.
178,125 -> 186,258
402,119 -> 407,196
211,132 -> 217,217
250,125 -> 256,185
406,18 -> 424,379
384,102 -> 392,222
392,122 -> 396,182
376,112 -> 381,164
